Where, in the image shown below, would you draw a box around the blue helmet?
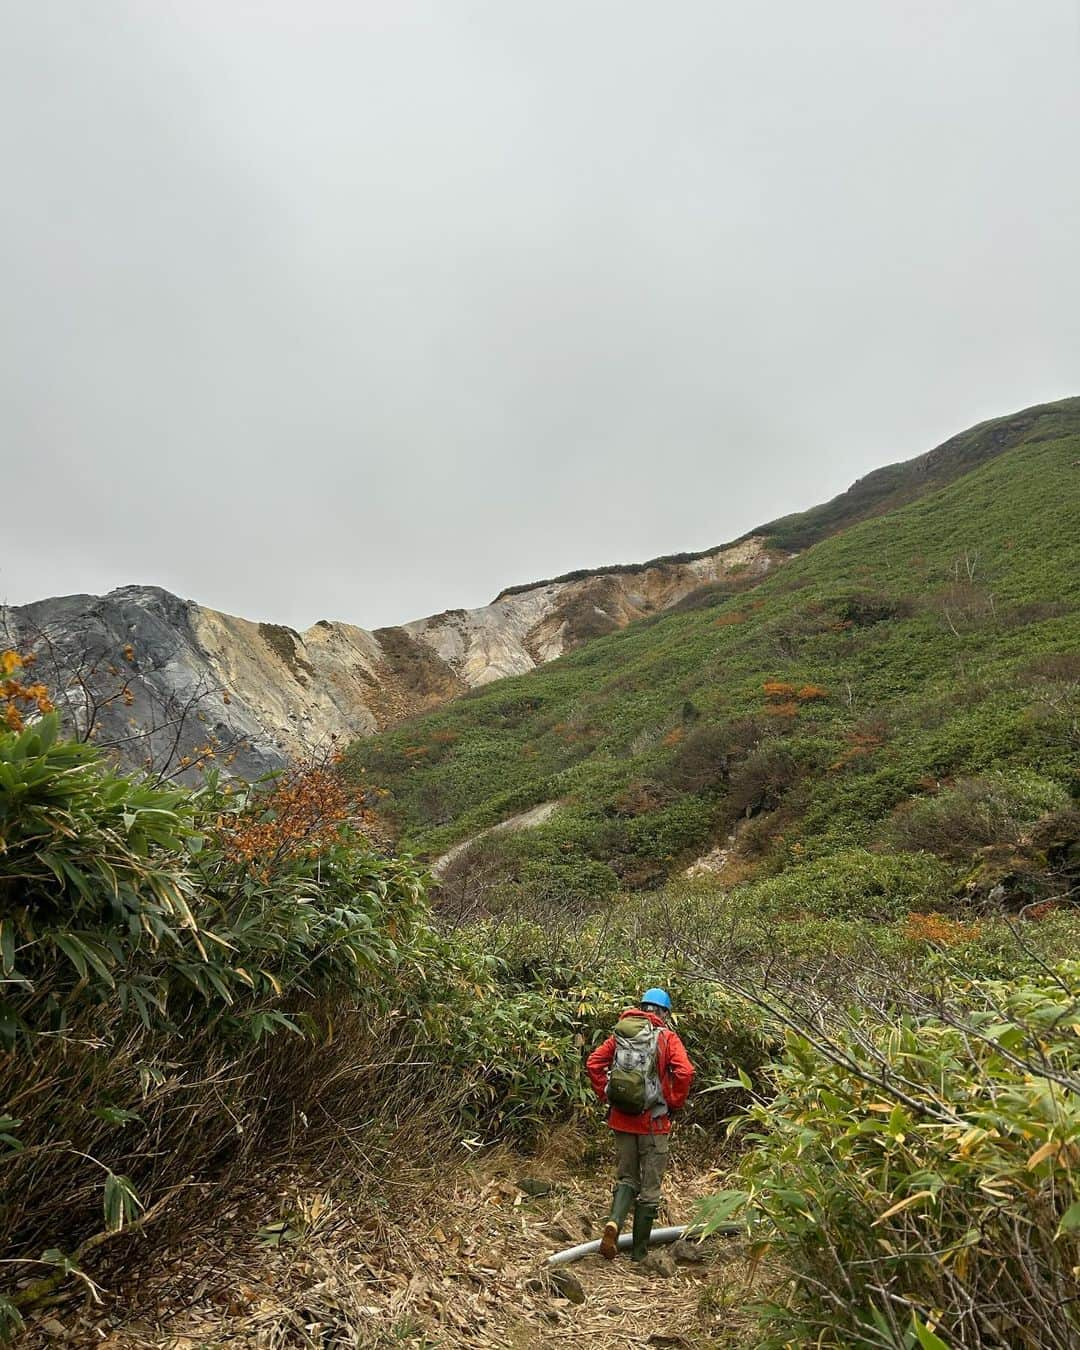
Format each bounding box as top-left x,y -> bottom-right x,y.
640,987 -> 672,1012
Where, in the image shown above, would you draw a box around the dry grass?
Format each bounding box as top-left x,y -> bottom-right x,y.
21,1139 -> 762,1349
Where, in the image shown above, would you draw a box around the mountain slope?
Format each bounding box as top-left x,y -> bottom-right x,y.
0,536 -> 775,777
350,403 -> 1080,903
752,396 -> 1080,551
4,396 -> 1076,779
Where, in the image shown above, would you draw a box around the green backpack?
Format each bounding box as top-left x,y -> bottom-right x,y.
607,1015 -> 665,1116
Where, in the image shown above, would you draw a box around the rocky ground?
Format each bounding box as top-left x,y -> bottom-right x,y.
20,1136 -> 759,1349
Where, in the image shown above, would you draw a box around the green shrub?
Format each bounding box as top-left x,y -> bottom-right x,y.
726,849 -> 959,922
724,739 -> 808,820
442,917 -> 772,1138
921,909 -> 1080,980
619,794 -> 716,863
657,720 -> 765,793
518,854 -> 620,906
2,716 -> 771,1329
886,770 -> 1072,861
831,590 -> 915,628
707,964 -> 1080,1347
0,719 -> 442,1321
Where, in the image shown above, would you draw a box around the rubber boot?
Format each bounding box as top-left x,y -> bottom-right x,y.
599,1183 -> 636,1260
630,1201 -> 658,1262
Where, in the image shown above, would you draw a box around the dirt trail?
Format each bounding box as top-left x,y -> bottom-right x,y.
27,1147 -> 755,1349
430,801 -> 562,878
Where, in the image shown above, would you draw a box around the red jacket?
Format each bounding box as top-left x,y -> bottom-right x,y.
586,1008 -> 695,1135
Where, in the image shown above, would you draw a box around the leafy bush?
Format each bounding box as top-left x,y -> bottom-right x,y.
0,713 -> 773,1330
887,770 -> 1071,861
442,917 -> 772,1138
725,849 -> 959,922
0,718 -> 444,1330
831,591 -> 915,627
657,723 -> 739,793
714,964 -> 1080,1348
654,717 -> 772,798
517,853 -> 620,907
724,740 -> 806,820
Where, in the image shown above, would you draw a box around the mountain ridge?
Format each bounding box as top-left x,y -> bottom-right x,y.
4,395 -> 1076,778
0,536 -> 777,776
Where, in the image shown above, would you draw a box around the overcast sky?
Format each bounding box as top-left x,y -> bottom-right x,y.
2,2 -> 1078,630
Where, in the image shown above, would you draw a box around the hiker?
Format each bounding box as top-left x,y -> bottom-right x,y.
586,988 -> 695,1263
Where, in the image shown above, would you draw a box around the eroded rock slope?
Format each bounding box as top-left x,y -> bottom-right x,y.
1,537 -> 774,775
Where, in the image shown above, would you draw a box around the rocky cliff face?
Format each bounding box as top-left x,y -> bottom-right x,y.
1,536 -> 776,777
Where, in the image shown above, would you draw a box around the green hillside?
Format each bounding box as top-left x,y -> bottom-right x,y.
751,395 -> 1079,551
492,397 -> 1072,598
351,399 -> 1080,908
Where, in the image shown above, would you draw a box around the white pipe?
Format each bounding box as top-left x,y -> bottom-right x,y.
546,1221 -> 738,1267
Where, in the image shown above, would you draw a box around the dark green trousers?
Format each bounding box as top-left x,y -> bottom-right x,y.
614,1129 -> 669,1206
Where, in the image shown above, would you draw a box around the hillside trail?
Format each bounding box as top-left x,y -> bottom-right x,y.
34,1138 -> 756,1349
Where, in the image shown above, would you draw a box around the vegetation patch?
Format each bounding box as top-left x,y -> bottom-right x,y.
258,622 -> 316,683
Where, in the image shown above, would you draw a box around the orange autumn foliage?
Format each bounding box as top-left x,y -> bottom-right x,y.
661,726 -> 685,747
830,723 -> 887,771
763,681 -> 797,699
762,680 -> 801,719
760,680 -> 827,720
217,761 -> 367,868
1,650 -> 55,732
904,912 -> 981,946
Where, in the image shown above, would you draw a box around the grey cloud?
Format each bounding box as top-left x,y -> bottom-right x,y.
2,0 -> 1078,627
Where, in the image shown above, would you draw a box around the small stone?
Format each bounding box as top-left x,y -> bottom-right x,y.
671,1238 -> 706,1264
516,1176 -> 554,1197
549,1268 -> 586,1304
639,1250 -> 676,1278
